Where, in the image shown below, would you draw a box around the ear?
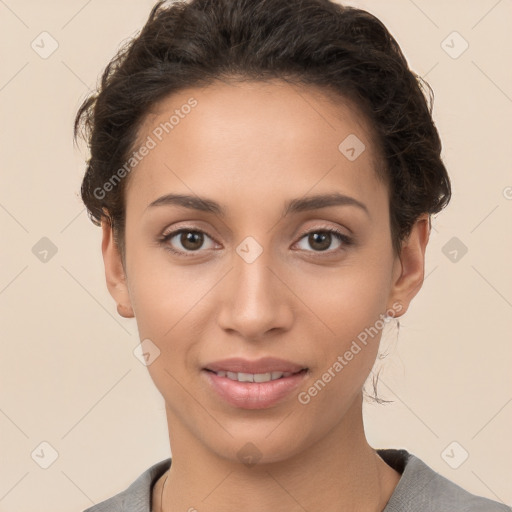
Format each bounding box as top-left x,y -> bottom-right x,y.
387,214 -> 431,317
101,216 -> 135,318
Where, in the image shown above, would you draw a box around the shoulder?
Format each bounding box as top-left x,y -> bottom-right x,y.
378,449 -> 511,512
82,458 -> 171,512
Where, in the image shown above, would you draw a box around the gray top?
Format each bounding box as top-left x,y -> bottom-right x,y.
83,449 -> 510,511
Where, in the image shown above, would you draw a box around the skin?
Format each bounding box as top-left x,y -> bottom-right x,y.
101,80 -> 430,511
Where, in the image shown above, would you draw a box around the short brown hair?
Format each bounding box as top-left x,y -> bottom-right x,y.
74,0 -> 451,260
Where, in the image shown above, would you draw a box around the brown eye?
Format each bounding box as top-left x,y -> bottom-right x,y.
307,232 -> 332,251
160,228 -> 217,256
295,228 -> 352,254
179,231 -> 204,251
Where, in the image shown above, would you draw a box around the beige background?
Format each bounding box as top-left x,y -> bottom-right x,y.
0,0 -> 511,511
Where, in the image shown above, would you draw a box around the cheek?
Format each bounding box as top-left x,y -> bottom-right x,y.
302,251 -> 393,379
127,223 -> 393,372
294,274 -> 391,421
126,250 -> 220,393
126,240 -> 212,335
129,230 -> 393,346
307,282 -> 386,387
298,252 -> 392,339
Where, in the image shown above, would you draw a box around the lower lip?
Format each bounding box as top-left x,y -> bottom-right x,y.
202,369 -> 308,409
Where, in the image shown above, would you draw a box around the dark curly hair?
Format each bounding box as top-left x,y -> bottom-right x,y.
74,0 -> 451,264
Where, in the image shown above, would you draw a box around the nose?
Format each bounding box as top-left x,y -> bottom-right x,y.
216,246 -> 294,341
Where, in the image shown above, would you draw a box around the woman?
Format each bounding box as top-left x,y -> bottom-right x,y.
74,0 -> 510,510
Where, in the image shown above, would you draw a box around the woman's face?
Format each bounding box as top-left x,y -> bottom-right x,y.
103,80 -> 427,464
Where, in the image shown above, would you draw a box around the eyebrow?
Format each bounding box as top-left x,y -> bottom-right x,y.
146,192 -> 369,217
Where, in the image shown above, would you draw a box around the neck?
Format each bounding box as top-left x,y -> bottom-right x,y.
160,395 -> 401,512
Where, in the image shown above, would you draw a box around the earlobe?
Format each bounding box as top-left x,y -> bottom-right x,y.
116,302 -> 134,318
101,216 -> 135,318
387,214 -> 430,317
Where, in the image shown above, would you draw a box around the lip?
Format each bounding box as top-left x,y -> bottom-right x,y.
202,368 -> 308,409
203,357 -> 307,374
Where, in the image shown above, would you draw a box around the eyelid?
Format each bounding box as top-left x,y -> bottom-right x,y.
159,223 -> 353,256
159,226 -> 219,257
293,224 -> 353,252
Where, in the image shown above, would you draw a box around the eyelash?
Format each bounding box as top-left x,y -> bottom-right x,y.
158,226 -> 353,258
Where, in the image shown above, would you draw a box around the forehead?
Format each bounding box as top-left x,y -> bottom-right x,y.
126,80 -> 385,213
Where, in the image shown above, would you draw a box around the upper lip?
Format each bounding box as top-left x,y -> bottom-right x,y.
204,357 -> 307,374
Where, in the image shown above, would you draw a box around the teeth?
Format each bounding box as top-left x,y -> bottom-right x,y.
216,371 -> 294,382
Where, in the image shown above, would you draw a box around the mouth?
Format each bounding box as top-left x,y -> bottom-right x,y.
201,367 -> 309,409
203,368 -> 308,383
